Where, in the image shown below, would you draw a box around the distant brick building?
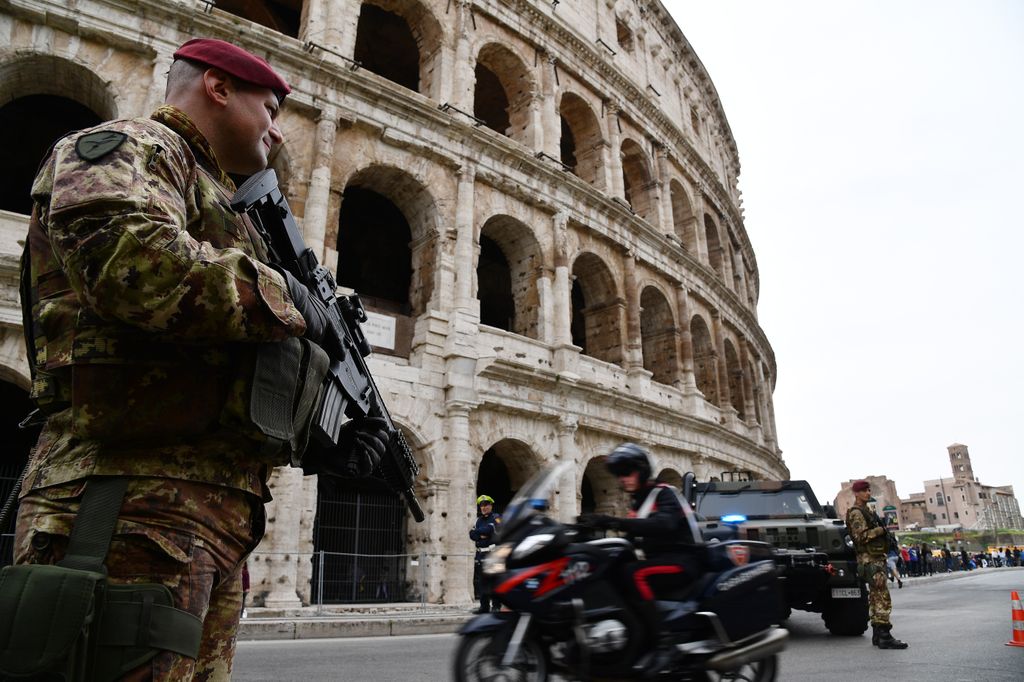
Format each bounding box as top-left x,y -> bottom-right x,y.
834,476 -> 901,527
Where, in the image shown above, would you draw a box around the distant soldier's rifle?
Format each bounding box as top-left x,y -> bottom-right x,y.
232,169 -> 424,522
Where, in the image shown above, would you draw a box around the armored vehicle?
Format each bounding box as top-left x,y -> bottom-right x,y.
687,476 -> 869,636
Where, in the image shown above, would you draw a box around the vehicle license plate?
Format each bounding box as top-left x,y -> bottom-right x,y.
831,588 -> 861,599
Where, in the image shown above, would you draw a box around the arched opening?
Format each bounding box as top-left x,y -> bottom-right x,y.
582,456 -> 620,514
474,44 -> 534,146
477,439 -> 541,511
690,315 -> 718,406
558,92 -> 603,188
0,54 -> 116,215
620,138 -> 655,223
724,339 -> 745,419
478,216 -> 542,339
704,214 -> 725,281
215,0 -> 302,37
337,165 -> 438,330
1,381 -> 42,565
355,3 -> 420,92
669,180 -> 696,251
656,468 -> 683,488
639,285 -> 678,385
571,253 -> 623,367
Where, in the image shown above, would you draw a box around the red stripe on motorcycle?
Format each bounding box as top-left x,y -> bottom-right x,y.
495,557 -> 570,596
633,565 -> 684,601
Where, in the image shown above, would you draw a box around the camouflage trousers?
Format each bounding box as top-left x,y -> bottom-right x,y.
859,558 -> 892,625
15,476 -> 264,681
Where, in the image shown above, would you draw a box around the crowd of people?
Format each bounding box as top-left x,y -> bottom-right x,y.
887,540 -> 1021,577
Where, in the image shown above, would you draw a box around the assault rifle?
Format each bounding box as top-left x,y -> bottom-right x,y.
232,169 -> 424,522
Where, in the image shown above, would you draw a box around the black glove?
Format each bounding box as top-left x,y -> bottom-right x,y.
277,267 -> 332,347
302,416 -> 390,478
577,513 -> 619,530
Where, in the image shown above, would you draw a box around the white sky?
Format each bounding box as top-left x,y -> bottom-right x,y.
661,0 -> 1024,505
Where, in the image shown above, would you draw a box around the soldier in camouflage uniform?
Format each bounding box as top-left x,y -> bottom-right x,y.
845,480 -> 909,650
16,39 -> 389,680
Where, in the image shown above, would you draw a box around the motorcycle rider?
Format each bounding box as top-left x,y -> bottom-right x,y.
470,494 -> 502,613
579,443 -> 703,674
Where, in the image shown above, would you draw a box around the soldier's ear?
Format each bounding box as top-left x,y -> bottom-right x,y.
202,68 -> 233,107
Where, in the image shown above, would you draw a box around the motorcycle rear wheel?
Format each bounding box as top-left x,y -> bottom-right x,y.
452,632 -> 549,682
696,653 -> 777,682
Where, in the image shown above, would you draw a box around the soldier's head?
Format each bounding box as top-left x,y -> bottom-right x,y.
606,443 -> 654,493
165,38 -> 290,175
851,479 -> 871,504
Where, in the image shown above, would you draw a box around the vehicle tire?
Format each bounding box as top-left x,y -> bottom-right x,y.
697,653 -> 778,681
452,631 -> 548,682
822,594 -> 869,636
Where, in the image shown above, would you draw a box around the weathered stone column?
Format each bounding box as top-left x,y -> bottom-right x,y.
738,341 -> 757,424
443,401 -> 476,604
450,1 -> 475,112
145,50 -> 174,114
300,0 -> 331,44
540,54 -> 560,159
606,102 -> 625,200
551,212 -> 571,346
674,283 -> 696,390
302,108 -> 338,261
452,164 -> 477,312
261,467 -> 305,609
711,310 -> 730,410
692,186 -> 709,264
654,145 -> 672,233
623,251 -> 643,369
556,415 -> 580,523
329,0 -> 362,57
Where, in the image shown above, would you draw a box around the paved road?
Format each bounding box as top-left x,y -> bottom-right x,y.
233,567 -> 1024,680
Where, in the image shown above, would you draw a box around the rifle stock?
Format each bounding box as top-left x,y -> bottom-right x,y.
232,169 -> 425,522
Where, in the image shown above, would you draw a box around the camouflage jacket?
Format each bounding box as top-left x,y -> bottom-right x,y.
845,504 -> 888,560
21,106 -> 306,499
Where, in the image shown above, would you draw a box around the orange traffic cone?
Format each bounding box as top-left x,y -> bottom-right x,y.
1008,591 -> 1024,647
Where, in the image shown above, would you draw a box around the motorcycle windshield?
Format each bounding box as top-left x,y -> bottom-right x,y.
499,461 -> 572,538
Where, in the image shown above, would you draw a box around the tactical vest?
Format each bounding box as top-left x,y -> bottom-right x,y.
848,506 -> 889,556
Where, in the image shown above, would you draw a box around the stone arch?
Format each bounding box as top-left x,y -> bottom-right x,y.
478,215 -> 542,340
337,165 -> 439,320
570,252 -> 623,367
656,467 -> 683,488
558,91 -> 604,189
355,0 -> 444,99
690,314 -> 717,405
704,213 -> 726,282
669,179 -> 697,252
213,0 -> 304,37
477,438 -> 544,512
620,138 -> 656,223
474,43 -> 534,147
639,285 -> 678,386
582,456 -> 621,514
0,54 -> 115,214
723,338 -> 745,419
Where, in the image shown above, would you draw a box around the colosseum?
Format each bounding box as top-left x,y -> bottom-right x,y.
0,0 -> 787,608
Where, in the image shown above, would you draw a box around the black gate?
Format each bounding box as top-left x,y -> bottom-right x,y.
311,477 -> 408,603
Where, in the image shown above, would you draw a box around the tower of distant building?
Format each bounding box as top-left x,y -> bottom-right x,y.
834,444 -> 1024,530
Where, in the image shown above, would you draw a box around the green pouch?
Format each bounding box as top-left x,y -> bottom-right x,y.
0,562 -> 104,679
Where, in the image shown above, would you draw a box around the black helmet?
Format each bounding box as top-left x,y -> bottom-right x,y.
605,442 -> 653,481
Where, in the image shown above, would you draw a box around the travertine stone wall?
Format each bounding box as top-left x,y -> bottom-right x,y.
0,0 -> 786,607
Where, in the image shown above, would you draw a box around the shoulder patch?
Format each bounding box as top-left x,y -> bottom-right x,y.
75,130 -> 128,162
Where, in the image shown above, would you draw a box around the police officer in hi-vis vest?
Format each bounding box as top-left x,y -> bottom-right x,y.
470,494 -> 502,613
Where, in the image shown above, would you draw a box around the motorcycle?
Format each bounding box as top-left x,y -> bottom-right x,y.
452,463 -> 788,681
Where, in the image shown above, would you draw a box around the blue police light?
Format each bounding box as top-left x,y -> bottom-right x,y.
721,514 -> 747,524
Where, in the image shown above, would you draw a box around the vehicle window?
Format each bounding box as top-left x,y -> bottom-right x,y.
697,490 -> 817,518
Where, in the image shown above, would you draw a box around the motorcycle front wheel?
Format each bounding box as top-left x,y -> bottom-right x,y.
452,631 -> 549,682
697,653 -> 777,682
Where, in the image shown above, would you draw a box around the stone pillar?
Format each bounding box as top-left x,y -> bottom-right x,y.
693,186 -> 709,263
753,358 -> 775,447
605,102 -> 625,200
261,467 -> 305,609
556,416 -> 580,523
623,251 -> 642,369
443,401 -> 476,604
145,50 -> 174,114
303,108 -> 338,261
453,164 -> 477,312
654,145 -> 672,233
738,341 -> 757,424
541,54 -> 561,159
711,310 -> 730,410
450,1 -> 475,112
329,0 -> 362,57
551,211 -> 571,346
300,0 -> 330,44
674,284 -> 696,390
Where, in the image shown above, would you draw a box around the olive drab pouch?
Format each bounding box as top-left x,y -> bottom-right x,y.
0,563 -> 105,679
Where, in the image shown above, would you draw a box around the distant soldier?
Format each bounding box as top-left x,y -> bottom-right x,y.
470,494 -> 502,613
846,480 -> 909,649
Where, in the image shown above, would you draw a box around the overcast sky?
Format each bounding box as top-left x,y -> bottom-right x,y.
661,0 -> 1024,505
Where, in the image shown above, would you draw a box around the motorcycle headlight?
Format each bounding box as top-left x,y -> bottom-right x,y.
483,544 -> 512,575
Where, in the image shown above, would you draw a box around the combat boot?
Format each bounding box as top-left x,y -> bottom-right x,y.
871,624 -> 881,646
875,624 -> 908,649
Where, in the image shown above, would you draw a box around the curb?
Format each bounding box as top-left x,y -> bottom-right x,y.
238,612 -> 474,641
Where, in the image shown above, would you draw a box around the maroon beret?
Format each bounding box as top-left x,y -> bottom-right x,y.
851,480 -> 871,493
173,38 -> 291,99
